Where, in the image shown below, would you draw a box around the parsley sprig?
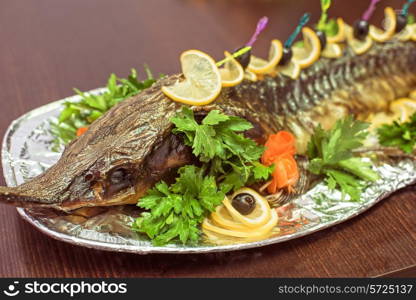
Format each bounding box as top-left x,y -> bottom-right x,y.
50,67 -> 158,150
171,107 -> 272,193
377,113 -> 416,154
132,166 -> 224,246
307,116 -> 380,201
132,108 -> 273,245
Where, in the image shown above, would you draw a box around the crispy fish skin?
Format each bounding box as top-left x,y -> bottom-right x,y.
1,41 -> 416,211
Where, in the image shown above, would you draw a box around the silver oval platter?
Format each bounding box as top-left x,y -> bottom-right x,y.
2,89 -> 416,254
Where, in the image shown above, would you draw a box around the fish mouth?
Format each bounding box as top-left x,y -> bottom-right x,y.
0,174 -> 150,212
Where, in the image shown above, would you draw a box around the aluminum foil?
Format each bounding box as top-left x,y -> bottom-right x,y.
2,89 -> 416,254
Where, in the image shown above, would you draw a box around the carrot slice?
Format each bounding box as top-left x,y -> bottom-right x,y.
76,127 -> 88,137
268,154 -> 299,194
261,131 -> 299,194
261,131 -> 296,166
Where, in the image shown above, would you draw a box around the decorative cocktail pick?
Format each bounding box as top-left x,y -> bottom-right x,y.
316,0 -> 333,49
284,13 -> 311,48
362,0 -> 381,21
216,16 -> 269,68
317,0 -> 332,30
402,0 -> 416,16
353,0 -> 381,40
396,0 -> 416,32
246,16 -> 269,47
279,13 -> 311,66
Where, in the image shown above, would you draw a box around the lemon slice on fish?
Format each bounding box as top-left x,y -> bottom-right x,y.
202,209 -> 278,238
277,61 -> 301,79
390,98 -> 416,123
161,49 -> 221,106
327,18 -> 346,43
292,27 -> 322,69
247,39 -> 283,74
244,70 -> 257,81
409,89 -> 416,100
396,25 -> 414,41
321,42 -> 343,58
346,24 -> 373,55
222,188 -> 272,228
397,23 -> 416,41
369,7 -> 396,42
410,24 -> 416,41
367,112 -> 396,131
367,98 -> 416,130
219,51 -> 244,87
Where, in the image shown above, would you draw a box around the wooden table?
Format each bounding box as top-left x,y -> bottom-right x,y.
0,0 -> 415,278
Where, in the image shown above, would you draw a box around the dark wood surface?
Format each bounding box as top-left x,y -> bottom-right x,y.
0,0 -> 415,278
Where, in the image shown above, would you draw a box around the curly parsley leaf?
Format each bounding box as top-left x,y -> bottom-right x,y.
307,116 -> 379,201
50,66 -> 160,151
377,113 -> 416,154
132,165 -> 224,246
172,107 -> 269,192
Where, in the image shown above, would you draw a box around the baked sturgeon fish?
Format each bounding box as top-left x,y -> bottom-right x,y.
1,41 -> 416,211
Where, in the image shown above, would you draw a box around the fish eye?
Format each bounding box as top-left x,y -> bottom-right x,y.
84,172 -> 94,181
105,167 -> 134,196
109,168 -> 128,184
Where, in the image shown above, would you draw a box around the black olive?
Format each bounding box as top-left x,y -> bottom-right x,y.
233,46 -> 251,69
232,193 -> 256,215
278,47 -> 293,66
110,168 -> 128,184
396,14 -> 407,33
315,30 -> 327,50
353,19 -> 369,40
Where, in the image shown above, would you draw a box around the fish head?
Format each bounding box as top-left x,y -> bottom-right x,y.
0,77 -> 193,211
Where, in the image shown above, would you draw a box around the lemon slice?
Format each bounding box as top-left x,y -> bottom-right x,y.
244,70 -> 257,81
247,39 -> 283,74
277,61 -> 301,79
292,27 -> 321,69
409,89 -> 416,100
346,24 -> 373,55
390,98 -> 416,123
161,49 -> 221,106
211,205 -> 248,231
223,188 -> 272,228
202,227 -> 277,245
367,98 -> 416,130
396,25 -> 414,41
369,7 -> 396,42
366,112 -> 395,131
219,51 -> 244,87
202,209 -> 278,238
321,42 -> 343,58
327,18 -> 346,43
410,24 -> 416,41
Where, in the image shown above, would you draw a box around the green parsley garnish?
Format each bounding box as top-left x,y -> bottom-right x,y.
307,116 -> 380,201
377,113 -> 416,154
132,108 -> 273,245
50,66 -> 159,150
132,165 -> 224,246
171,107 -> 273,193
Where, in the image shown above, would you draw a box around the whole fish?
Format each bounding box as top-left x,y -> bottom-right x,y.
1,40 -> 416,211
